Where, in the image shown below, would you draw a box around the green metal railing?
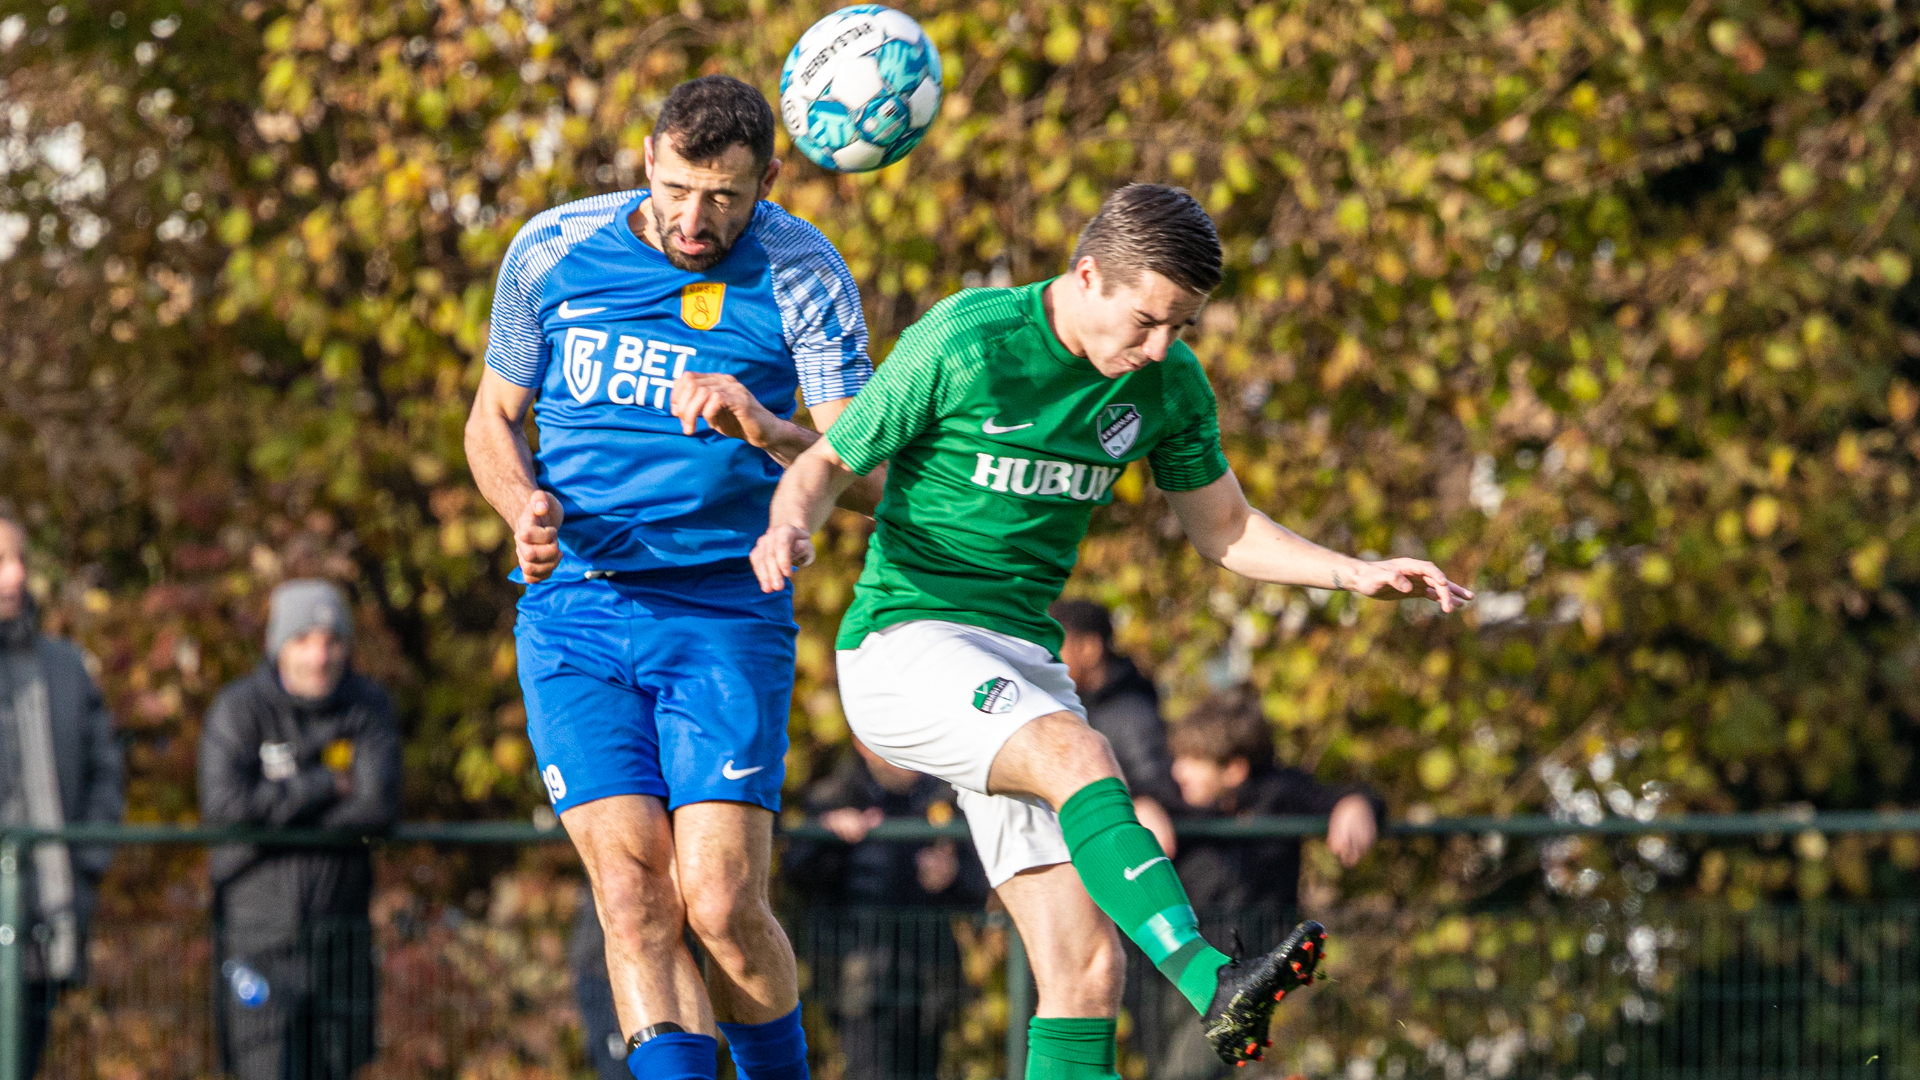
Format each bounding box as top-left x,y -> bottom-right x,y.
0,811 -> 1915,1080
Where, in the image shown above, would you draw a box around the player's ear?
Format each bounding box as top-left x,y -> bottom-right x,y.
759,156 -> 781,200
642,136 -> 656,180
1074,255 -> 1101,295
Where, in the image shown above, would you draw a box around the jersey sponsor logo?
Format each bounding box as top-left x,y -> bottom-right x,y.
542,764 -> 567,803
557,329 -> 699,411
557,300 -> 607,319
1122,856 -> 1169,881
681,282 -> 726,330
1098,404 -> 1142,458
563,327 -> 608,403
721,759 -> 764,780
973,676 -> 1019,714
970,454 -> 1122,501
981,417 -> 1034,435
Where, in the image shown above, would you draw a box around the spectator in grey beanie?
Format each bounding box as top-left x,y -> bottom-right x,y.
0,515 -> 124,1078
199,578 -> 401,1080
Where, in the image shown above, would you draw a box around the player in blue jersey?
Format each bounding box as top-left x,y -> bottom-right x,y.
464,77 -> 882,1080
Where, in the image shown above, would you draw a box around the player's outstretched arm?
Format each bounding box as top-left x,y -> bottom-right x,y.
465,370 -> 564,583
750,438 -> 861,593
670,373 -> 886,515
1164,471 -> 1473,612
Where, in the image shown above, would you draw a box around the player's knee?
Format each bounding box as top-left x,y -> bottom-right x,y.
682,876 -> 770,950
591,860 -> 682,944
1030,714 -> 1122,788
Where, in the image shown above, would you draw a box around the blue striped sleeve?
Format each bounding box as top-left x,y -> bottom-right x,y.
483,191 -> 634,388
754,204 -> 874,406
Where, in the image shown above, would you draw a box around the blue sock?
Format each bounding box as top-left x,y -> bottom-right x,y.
626,1031 -> 718,1080
716,1006 -> 810,1080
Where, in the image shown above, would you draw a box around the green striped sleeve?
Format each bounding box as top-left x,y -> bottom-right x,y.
824,322 -> 945,477
1146,352 -> 1230,492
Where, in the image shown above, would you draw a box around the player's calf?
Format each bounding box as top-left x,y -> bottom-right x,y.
675,802 -> 810,1080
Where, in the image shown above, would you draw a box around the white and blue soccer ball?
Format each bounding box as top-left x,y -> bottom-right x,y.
779,5 -> 943,173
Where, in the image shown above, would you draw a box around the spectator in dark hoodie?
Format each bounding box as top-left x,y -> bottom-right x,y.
1148,690 -> 1382,1080
1050,599 -> 1179,855
1167,691 -> 1381,913
198,579 -> 402,1080
0,515 -> 123,1078
782,739 -> 988,1080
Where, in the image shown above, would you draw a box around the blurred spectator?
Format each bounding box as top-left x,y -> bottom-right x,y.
1050,599 -> 1180,855
1150,690 -> 1384,1080
568,886 -> 632,1080
1168,691 -> 1382,910
0,515 -> 124,1078
783,739 -> 988,1080
199,580 -> 401,1080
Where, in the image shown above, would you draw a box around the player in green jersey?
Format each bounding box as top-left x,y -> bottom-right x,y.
751,185 -> 1473,1075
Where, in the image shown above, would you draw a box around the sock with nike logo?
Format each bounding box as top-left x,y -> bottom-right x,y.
1057,777 -> 1229,1013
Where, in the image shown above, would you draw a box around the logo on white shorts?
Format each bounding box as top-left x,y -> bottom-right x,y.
721,760 -> 764,780
1123,856 -> 1169,881
542,764 -> 567,802
973,677 -> 1019,715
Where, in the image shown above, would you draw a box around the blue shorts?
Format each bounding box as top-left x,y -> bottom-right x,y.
515,559 -> 795,815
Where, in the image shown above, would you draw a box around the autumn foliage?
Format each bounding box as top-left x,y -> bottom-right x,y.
3,0 -> 1920,928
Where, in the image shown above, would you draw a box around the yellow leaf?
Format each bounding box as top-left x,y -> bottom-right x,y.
1042,24 -> 1081,65
1417,747 -> 1457,791
1334,195 -> 1369,237
1875,250 -> 1912,288
1638,553 -> 1673,586
1745,495 -> 1781,538
1849,540 -> 1888,588
1835,431 -> 1864,475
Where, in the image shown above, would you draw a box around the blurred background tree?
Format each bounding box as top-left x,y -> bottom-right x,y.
1,0 -> 1918,922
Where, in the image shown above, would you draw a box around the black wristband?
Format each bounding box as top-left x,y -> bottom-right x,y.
627,1021 -> 686,1051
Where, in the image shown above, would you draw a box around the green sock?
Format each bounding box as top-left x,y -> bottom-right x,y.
1026,1017 -> 1120,1080
1057,778 -> 1230,1013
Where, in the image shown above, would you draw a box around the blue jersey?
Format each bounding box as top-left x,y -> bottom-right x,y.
485,190 -> 872,577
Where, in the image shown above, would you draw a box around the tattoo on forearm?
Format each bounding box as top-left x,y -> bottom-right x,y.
1331,569 -> 1343,591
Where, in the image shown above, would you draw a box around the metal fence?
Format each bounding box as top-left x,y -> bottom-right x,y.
0,813 -> 1915,1080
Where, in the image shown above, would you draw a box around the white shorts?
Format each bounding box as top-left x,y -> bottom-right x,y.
837,620 -> 1083,886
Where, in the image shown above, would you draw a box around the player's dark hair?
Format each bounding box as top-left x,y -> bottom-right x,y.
1071,184 -> 1222,296
654,75 -> 777,168
1049,599 -> 1114,650
1170,690 -> 1274,767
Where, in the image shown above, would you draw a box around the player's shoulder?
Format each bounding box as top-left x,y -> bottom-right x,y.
501,190 -> 637,274
746,200 -> 844,267
906,287 -> 1032,354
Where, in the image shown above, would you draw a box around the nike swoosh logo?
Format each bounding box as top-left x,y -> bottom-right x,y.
721,760 -> 764,780
982,419 -> 1034,434
557,300 -> 607,319
1122,856 -> 1169,881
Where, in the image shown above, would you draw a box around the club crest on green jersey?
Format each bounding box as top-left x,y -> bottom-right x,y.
1098,404 -> 1142,458
973,676 -> 1019,714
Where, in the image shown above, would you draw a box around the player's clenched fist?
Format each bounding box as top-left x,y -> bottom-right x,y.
751,523 -> 815,593
671,371 -> 776,444
516,491 -> 564,583
1342,557 -> 1474,612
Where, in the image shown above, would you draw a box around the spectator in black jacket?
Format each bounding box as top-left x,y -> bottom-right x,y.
1050,599 -> 1179,855
1167,691 -> 1381,912
1148,690 -> 1382,1080
782,739 -> 988,1080
0,516 -> 124,1078
198,579 -> 402,1080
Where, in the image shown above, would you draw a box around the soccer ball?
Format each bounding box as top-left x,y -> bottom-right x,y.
779,5 -> 943,173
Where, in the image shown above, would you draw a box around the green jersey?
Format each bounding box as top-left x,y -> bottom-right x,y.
826,280 -> 1230,653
